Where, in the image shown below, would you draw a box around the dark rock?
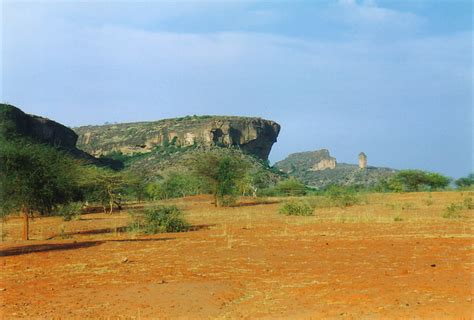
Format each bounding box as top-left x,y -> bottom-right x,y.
1,104 -> 77,147
0,104 -> 122,169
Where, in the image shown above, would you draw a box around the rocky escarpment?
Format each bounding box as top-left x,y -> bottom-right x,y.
275,149 -> 337,173
275,149 -> 396,189
1,104 -> 78,148
0,104 -> 121,168
74,116 -> 281,160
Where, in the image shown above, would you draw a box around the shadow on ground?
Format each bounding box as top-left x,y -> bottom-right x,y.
0,238 -> 175,257
189,224 -> 216,231
46,223 -> 215,240
232,201 -> 279,207
45,227 -> 129,240
0,241 -> 103,257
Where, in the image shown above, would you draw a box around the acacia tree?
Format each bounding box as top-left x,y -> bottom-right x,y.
455,173 -> 474,188
193,152 -> 250,206
83,167 -> 128,214
388,170 -> 451,192
0,138 -> 84,240
145,172 -> 202,200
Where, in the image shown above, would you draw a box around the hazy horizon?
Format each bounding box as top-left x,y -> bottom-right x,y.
2,0 -> 472,178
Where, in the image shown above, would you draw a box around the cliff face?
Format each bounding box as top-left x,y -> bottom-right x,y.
74,116 -> 281,160
310,158 -> 337,171
0,104 -> 121,168
274,149 -> 337,173
1,104 -> 78,148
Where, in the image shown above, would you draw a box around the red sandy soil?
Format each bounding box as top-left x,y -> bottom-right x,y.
1,192 -> 473,319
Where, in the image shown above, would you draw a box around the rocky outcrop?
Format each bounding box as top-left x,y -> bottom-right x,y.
275,149 -> 396,189
74,116 -> 281,160
0,104 -> 121,168
359,152 -> 367,169
310,158 -> 337,171
275,149 -> 337,173
1,104 -> 78,148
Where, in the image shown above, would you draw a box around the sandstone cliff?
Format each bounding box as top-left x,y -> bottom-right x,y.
74,116 -> 281,160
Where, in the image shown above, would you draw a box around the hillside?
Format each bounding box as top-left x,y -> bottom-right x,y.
74,116 -> 280,161
106,143 -> 283,187
275,149 -> 396,189
73,114 -> 282,184
0,104 -> 121,169
0,105 -> 282,186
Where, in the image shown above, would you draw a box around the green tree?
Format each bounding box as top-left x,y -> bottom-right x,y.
145,172 -> 204,200
193,152 -> 250,206
146,182 -> 164,201
425,172 -> 451,190
161,172 -> 202,198
455,173 -> 474,188
124,172 -> 148,202
371,178 -> 392,193
388,170 -> 451,192
0,138 -> 84,240
390,170 -> 427,192
249,167 -> 281,196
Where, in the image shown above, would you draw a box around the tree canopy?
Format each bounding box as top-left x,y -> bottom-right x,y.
455,173 -> 474,188
388,170 -> 451,192
0,137 -> 86,239
0,137 -> 84,217
193,151 -> 250,206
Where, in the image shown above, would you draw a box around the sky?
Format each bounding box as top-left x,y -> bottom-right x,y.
1,0 -> 472,178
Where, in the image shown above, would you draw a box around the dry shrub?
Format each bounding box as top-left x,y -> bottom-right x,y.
279,200 -> 314,216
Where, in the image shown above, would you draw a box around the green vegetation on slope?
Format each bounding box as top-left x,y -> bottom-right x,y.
130,146 -> 284,201
273,149 -> 455,192
279,161 -> 396,190
274,149 -> 396,189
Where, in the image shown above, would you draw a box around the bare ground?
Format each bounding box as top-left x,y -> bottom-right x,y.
1,192 -> 473,319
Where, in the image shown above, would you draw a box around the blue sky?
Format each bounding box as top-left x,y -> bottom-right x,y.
1,0 -> 472,178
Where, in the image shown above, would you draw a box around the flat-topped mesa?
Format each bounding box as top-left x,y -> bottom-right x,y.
74,116 -> 281,160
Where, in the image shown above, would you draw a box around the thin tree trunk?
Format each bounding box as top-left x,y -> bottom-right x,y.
22,207 -> 29,241
107,186 -> 114,214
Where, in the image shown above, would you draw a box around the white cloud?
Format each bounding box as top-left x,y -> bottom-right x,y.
334,0 -> 424,34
